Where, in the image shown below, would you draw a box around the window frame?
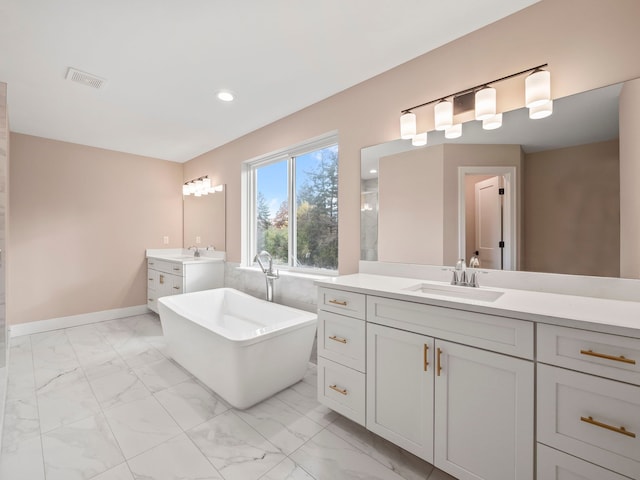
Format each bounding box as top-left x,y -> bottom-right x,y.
241,132 -> 339,275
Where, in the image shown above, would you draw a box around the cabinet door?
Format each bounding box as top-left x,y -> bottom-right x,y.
366,323 -> 434,462
434,340 -> 534,480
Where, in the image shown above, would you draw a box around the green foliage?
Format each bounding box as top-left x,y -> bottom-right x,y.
258,146 -> 338,270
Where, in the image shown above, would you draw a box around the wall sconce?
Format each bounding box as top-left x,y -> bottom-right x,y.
183,176 -> 224,196
399,63 -> 551,143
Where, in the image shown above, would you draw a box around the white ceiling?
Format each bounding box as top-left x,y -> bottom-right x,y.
0,0 -> 539,162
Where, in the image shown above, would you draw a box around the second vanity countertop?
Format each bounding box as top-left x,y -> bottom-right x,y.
146,248 -> 225,265
315,273 -> 640,338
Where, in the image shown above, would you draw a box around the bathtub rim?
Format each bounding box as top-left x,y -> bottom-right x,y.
158,288 -> 317,347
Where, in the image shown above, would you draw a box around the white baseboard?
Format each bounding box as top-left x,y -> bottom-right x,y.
9,305 -> 151,337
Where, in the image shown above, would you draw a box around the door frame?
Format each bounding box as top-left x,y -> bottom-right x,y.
457,166 -> 517,270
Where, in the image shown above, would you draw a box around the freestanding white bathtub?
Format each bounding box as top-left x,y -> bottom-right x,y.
157,288 -> 317,409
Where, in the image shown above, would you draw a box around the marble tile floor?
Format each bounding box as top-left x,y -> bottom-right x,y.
0,313 -> 455,480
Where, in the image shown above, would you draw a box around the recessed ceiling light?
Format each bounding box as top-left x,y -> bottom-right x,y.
216,90 -> 235,102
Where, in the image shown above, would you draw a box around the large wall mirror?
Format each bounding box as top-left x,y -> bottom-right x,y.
183,185 -> 226,251
361,80 -> 630,278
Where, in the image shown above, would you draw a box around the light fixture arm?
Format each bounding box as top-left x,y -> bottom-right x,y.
400,63 -> 548,114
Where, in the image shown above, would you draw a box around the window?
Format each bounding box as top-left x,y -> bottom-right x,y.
244,135 -> 338,272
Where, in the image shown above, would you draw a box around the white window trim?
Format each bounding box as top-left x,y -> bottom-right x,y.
241,131 -> 339,273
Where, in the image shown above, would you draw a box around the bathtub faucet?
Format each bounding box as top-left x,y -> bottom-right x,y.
254,250 -> 279,302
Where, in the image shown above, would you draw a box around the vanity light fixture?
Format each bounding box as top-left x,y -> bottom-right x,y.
399,63 -> 550,140
482,113 -> 503,130
445,123 -> 462,139
183,176 -> 223,196
434,99 -> 453,131
400,112 -> 417,139
529,99 -> 553,119
412,132 -> 427,146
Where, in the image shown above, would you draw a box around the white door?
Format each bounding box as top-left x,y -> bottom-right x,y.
434,340 -> 534,480
475,176 -> 502,269
366,323 -> 434,462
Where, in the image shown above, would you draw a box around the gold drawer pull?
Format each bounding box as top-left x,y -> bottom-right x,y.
580,349 -> 636,365
580,416 -> 636,438
329,384 -> 348,395
437,348 -> 443,376
423,344 -> 429,372
329,335 -> 347,344
173,286 -> 180,290
159,274 -> 165,284
148,298 -> 154,302
328,299 -> 348,306
173,267 -> 180,271
148,278 -> 153,281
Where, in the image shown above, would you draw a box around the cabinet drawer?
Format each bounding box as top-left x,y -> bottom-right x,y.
538,364 -> 640,479
317,357 -> 365,426
368,295 -> 534,359
148,259 -> 184,276
147,290 -> 158,314
318,287 -> 365,320
318,311 -> 366,372
538,323 -> 640,386
537,444 -> 631,480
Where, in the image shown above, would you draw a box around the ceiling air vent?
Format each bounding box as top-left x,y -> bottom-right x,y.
65,67 -> 106,89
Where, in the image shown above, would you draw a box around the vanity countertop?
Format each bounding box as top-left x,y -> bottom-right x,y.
146,248 -> 225,265
315,273 -> 640,338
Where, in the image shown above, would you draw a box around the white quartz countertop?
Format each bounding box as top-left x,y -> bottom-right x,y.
315,274 -> 640,338
146,248 -> 225,264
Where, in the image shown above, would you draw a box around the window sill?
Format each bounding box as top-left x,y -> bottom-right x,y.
235,265 -> 338,281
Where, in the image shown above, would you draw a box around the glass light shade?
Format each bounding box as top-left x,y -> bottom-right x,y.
445,123 -> 462,139
202,177 -> 212,189
411,132 -> 427,146
529,99 -> 553,119
482,113 -> 503,130
188,182 -> 197,194
182,184 -> 189,195
525,70 -> 551,108
475,87 -> 496,120
400,112 -> 417,139
434,100 -> 453,131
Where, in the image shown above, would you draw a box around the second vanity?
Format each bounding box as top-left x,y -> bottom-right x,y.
315,273 -> 640,480
146,249 -> 224,313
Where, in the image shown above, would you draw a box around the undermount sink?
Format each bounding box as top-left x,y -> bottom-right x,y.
403,283 -> 504,302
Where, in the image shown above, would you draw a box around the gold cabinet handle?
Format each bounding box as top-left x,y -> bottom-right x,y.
437,348 -> 443,376
173,286 -> 180,290
329,384 -> 348,395
148,298 -> 153,302
173,267 -> 180,271
329,335 -> 347,344
423,344 -> 429,372
148,278 -> 153,281
580,349 -> 636,365
159,274 -> 164,285
580,416 -> 636,438
149,262 -> 155,266
328,299 -> 348,306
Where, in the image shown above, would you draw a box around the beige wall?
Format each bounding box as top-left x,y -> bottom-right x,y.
523,140 -> 620,277
620,78 -> 640,278
9,134 -> 183,324
378,145 -> 444,264
184,0 -> 640,275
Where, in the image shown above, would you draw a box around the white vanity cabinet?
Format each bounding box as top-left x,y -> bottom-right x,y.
317,287 -> 367,425
366,296 -> 534,480
317,286 -> 535,480
537,323 -> 640,479
147,257 -> 223,313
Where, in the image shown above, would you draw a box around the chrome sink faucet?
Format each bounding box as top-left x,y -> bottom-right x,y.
450,258 -> 480,287
254,250 -> 279,302
188,246 -> 200,257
